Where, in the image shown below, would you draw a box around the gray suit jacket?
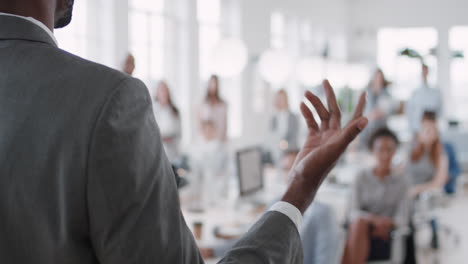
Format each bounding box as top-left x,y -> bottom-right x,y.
0,15 -> 302,263
271,112 -> 300,150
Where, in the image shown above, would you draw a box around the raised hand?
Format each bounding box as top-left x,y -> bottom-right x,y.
282,80 -> 368,214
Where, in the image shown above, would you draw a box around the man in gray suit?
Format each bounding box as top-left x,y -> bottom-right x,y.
0,0 -> 368,263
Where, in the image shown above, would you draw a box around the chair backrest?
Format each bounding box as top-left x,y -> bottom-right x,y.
442,130 -> 468,172
443,142 -> 462,194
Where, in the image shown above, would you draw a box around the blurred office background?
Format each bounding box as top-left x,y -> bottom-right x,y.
55,0 -> 468,263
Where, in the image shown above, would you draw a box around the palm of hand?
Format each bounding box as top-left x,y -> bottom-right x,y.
295,129 -> 340,167
282,80 -> 368,213
293,81 -> 367,177
302,129 -> 340,153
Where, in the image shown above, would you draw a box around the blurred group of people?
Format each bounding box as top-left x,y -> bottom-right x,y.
343,110 -> 450,264
343,63 -> 454,264
122,53 -> 459,264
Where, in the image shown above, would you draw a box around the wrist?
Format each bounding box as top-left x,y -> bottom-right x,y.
281,173 -> 319,214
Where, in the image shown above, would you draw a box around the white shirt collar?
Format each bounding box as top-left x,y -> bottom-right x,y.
0,12 -> 58,45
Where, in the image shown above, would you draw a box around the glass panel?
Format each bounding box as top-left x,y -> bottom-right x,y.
199,25 -> 221,79
130,44 -> 150,82
197,0 -> 221,23
450,26 -> 468,120
271,11 -> 285,49
129,10 -> 165,85
130,0 -> 164,12
55,0 -> 88,58
130,11 -> 149,45
150,16 -> 165,82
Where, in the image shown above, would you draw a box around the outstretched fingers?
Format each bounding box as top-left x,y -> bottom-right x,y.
338,91 -> 368,148
352,91 -> 367,121
304,91 -> 330,130
323,80 -> 341,129
340,117 -> 368,148
300,102 -> 319,133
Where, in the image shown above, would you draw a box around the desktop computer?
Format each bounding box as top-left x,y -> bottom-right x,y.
236,147 -> 264,196
235,147 -> 270,207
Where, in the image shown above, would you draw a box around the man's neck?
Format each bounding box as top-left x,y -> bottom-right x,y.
0,2 -> 55,31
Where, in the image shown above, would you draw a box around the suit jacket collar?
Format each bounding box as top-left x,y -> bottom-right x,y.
0,15 -> 58,48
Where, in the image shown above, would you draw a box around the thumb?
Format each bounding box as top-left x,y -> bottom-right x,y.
340,117 -> 368,147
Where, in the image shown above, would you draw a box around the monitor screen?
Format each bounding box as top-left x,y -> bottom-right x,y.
236,147 -> 264,196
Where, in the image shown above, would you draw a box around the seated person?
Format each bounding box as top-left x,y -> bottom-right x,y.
407,111 -> 449,250
343,128 -> 410,264
408,111 -> 448,198
200,150 -> 341,264
189,120 -> 229,207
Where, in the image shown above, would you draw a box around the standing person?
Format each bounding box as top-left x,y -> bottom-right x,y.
122,53 -> 135,75
343,128 -> 410,264
270,89 -> 300,164
360,69 -> 397,147
0,1 -> 369,262
198,75 -> 228,141
153,81 -> 182,162
406,64 -> 443,133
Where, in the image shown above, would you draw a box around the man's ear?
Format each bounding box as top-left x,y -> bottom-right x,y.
54,0 -> 73,29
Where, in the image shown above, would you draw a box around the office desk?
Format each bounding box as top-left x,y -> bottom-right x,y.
179,167 -> 283,245
179,163 -> 362,262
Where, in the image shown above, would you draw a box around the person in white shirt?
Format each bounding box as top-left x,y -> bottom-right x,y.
153,81 -> 182,162
190,120 -> 229,207
198,75 -> 228,141
270,89 -> 299,164
406,64 -> 443,133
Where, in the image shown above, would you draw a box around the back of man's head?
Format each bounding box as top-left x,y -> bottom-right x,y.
0,0 -> 75,29
54,0 -> 75,28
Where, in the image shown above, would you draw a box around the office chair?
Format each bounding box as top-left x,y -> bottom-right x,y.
411,142 -> 463,250
366,227 -> 410,264
337,224 -> 409,264
412,189 -> 461,249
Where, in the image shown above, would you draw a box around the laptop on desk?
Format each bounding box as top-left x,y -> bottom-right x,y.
235,147 -> 269,207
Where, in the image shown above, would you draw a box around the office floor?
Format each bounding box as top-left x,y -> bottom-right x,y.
418,181 -> 468,264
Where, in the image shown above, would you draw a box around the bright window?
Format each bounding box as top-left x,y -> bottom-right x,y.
198,0 -> 244,138
271,11 -> 286,49
450,26 -> 468,121
129,0 -> 165,86
55,0 -> 88,58
198,0 -> 221,80
377,28 -> 438,100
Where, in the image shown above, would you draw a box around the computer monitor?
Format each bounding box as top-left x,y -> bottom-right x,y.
236,147 -> 264,196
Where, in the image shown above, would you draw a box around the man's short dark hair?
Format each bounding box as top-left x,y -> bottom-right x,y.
367,127 -> 400,150
422,111 -> 437,122
54,0 -> 75,28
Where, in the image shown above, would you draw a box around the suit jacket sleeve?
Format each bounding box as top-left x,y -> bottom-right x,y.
218,211 -> 303,264
86,77 -> 203,264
